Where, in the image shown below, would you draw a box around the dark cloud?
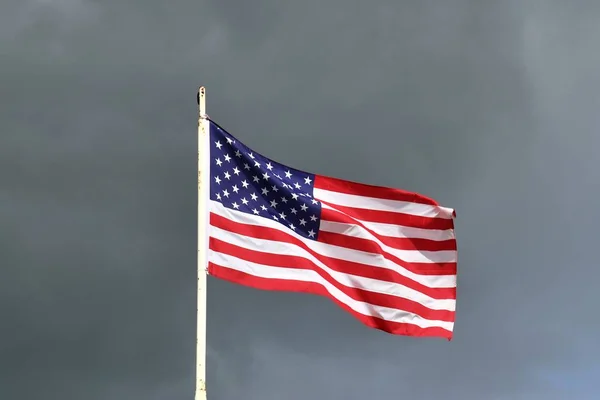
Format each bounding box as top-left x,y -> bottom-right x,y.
1,0 -> 599,399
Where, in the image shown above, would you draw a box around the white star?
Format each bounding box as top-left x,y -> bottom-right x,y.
215,141 -> 223,149
282,183 -> 290,189
304,176 -> 312,185
266,162 -> 273,170
291,193 -> 299,200
294,182 -> 301,190
273,215 -> 279,221
250,193 -> 258,201
241,180 -> 249,188
248,152 -> 255,159
215,158 -> 223,167
289,223 -> 296,231
232,185 -> 239,193
235,150 -> 242,158
279,211 -> 287,219
252,208 -> 259,214
232,202 -> 240,209
310,214 -> 317,221
233,167 -> 240,175
270,199 -> 278,208
311,199 -> 318,205
300,203 -> 308,212
290,207 -> 297,214
226,137 -> 234,144
261,187 -> 269,196
214,176 -> 221,184
222,189 -> 230,198
308,229 -> 316,238
299,218 -> 306,226
244,163 -> 251,170
241,197 -> 249,205
253,176 -> 260,183
260,205 -> 267,211
224,171 -> 231,180
262,172 -> 270,181
271,185 -> 279,192
254,160 -> 261,168
281,197 -> 288,203
224,154 -> 232,163
216,193 -> 222,200
285,170 -> 292,179
274,173 -> 282,179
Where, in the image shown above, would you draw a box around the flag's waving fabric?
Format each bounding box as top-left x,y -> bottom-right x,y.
205,120 -> 458,339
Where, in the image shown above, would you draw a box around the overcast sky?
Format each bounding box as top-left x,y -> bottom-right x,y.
2,0 -> 599,399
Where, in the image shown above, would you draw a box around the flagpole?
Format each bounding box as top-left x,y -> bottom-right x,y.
195,86 -> 209,400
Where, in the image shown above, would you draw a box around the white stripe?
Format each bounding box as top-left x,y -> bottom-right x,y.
320,220 -> 457,263
209,251 -> 455,331
209,201 -> 456,288
314,188 -> 455,219
320,203 -> 456,243
211,225 -> 456,309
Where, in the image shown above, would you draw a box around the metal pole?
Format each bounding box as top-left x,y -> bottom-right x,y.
195,86 -> 209,400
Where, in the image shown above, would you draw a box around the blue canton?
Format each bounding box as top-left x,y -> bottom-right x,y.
209,121 -> 321,240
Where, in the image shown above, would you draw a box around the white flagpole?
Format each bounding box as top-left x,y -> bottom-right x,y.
195,86 -> 209,400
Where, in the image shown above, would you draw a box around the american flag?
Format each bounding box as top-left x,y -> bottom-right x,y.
206,120 -> 457,339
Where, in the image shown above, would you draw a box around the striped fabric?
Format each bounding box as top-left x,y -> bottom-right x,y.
205,120 -> 457,339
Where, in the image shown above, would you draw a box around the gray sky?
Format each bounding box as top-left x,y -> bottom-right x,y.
2,0 -> 599,399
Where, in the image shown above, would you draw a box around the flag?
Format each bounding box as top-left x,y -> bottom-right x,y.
205,120 -> 458,339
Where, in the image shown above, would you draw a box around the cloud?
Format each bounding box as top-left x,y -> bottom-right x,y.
1,0 -> 598,399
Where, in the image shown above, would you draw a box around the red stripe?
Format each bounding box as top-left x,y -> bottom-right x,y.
321,202 -> 454,230
210,238 -> 455,322
209,263 -> 453,340
320,209 -> 457,274
315,175 -> 443,207
210,212 -> 456,299
319,230 -> 456,253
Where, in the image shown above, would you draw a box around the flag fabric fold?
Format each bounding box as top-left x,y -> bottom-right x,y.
205,120 -> 458,339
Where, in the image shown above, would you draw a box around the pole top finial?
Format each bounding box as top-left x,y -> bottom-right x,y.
197,87 -> 206,105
